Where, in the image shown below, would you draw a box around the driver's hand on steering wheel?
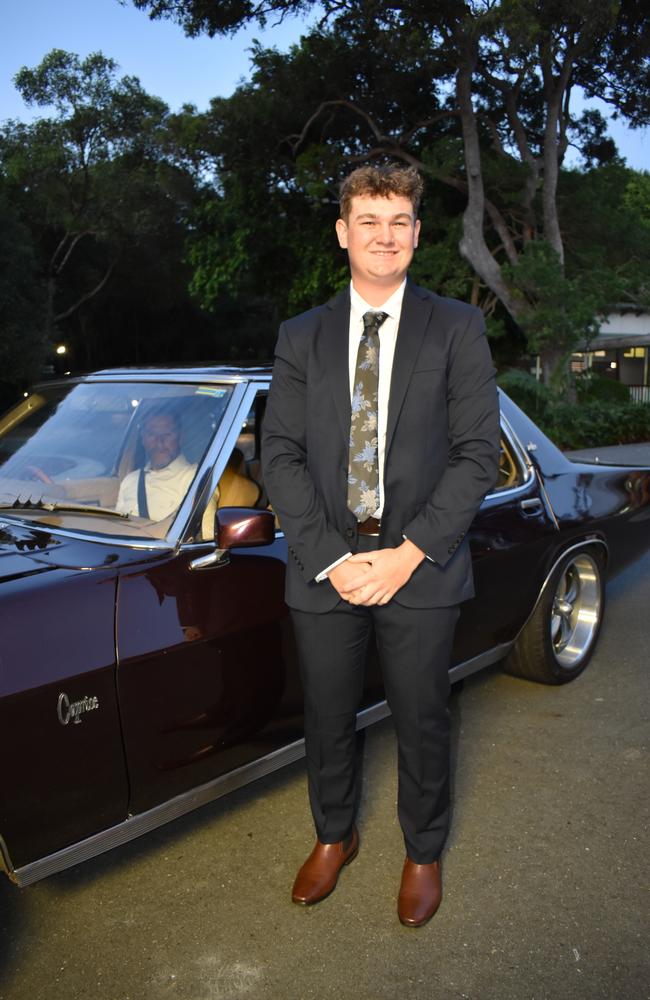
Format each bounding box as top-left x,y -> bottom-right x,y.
26,465 -> 54,486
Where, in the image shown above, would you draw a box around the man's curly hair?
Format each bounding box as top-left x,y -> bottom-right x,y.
339,164 -> 423,220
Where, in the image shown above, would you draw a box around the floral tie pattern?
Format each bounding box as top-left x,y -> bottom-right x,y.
347,310 -> 388,521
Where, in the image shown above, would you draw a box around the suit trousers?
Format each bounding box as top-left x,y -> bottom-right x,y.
290,537 -> 460,864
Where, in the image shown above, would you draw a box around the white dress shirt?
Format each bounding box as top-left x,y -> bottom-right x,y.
116,454 -> 196,521
316,279 -> 407,581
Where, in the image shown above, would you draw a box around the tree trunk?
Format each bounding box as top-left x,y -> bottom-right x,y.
539,345 -> 569,391
455,45 -> 523,320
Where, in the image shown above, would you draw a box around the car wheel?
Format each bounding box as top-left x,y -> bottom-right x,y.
504,548 -> 605,684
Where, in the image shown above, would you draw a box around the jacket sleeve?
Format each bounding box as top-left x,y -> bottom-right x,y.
261,322 -> 350,582
403,308 -> 500,567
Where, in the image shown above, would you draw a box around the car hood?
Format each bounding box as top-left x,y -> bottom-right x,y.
0,517 -> 170,579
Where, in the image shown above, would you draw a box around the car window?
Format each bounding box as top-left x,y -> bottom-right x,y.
0,381 -> 234,540
193,393 -> 270,542
494,434 -> 525,491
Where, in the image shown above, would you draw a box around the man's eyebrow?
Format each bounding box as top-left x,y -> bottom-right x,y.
354,211 -> 413,220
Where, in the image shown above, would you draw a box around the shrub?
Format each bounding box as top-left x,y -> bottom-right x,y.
497,369 -> 552,419
498,370 -> 650,448
575,371 -> 630,404
536,401 -> 650,450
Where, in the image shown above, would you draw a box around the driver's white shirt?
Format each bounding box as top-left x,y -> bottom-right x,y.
116,454 -> 196,521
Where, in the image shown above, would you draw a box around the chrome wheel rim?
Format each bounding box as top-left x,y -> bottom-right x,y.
550,554 -> 601,669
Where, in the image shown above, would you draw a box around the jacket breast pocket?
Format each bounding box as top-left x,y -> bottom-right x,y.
412,362 -> 446,375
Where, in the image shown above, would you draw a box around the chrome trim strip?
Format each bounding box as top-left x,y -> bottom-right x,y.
500,411 -> 535,474
0,516 -> 174,551
5,638 -> 517,887
534,468 -> 560,531
10,697 -> 392,887
5,635 -> 522,887
178,383 -> 263,545
81,373 -> 272,386
500,407 -> 561,529
449,642 -> 514,682
482,416 -> 535,505
10,740 -> 308,887
355,699 -> 392,730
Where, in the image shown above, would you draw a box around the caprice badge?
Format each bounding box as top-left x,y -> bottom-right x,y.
57,692 -> 100,726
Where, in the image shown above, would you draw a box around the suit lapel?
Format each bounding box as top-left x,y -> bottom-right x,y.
385,282 -> 434,458
322,288 -> 352,444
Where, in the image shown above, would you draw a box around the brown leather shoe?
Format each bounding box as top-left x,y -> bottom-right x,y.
397,857 -> 442,927
291,827 -> 359,905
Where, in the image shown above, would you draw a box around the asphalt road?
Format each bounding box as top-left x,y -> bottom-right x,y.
1,551 -> 648,1000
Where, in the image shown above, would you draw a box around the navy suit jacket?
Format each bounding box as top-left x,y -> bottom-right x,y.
261,281 -> 500,612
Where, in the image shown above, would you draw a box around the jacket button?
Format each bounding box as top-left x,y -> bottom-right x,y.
346,528 -> 355,539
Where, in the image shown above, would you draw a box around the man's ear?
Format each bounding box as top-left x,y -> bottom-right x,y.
335,218 -> 348,249
413,218 -> 421,249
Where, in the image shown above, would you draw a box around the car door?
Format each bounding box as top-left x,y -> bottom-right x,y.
115,383 -> 304,815
451,420 -> 559,667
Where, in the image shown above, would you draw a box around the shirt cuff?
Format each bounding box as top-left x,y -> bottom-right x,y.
402,533 -> 435,563
315,552 -> 352,582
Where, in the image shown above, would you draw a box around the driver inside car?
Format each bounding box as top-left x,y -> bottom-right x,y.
116,408 -> 196,521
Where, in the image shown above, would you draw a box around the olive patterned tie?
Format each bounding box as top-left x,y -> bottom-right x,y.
347,310 -> 388,521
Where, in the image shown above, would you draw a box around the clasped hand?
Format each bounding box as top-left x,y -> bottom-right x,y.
328,540 -> 425,606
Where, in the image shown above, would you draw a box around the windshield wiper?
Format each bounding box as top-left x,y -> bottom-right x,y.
0,498 -> 130,518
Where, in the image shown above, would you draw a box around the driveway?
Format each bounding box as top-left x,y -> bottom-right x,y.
0,553 -> 648,1000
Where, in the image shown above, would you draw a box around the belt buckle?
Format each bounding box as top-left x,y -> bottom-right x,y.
358,516 -> 381,536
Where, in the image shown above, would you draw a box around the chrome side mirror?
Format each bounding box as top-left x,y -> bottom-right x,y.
190,508 -> 275,570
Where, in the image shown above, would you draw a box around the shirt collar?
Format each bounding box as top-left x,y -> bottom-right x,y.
349,279 -> 407,325
145,454 -> 189,475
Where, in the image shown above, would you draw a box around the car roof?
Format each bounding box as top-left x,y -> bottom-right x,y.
38,365 -> 273,388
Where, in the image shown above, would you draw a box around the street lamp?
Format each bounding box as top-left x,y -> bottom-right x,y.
55,344 -> 67,356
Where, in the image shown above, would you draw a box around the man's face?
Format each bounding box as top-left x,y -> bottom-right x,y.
335,194 -> 420,296
142,414 -> 180,470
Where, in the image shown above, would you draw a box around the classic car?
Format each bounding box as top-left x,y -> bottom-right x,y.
1,367 -> 649,888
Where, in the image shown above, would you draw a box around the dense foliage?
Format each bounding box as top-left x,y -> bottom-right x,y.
132,0 -> 650,386
498,369 -> 650,448
1,0 -> 649,407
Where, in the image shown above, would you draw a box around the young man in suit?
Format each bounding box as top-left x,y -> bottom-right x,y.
262,164 -> 500,926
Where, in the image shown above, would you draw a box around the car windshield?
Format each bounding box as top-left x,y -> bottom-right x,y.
0,380 -> 234,540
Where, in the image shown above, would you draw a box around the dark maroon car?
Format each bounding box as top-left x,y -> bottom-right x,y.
1,367 -> 649,887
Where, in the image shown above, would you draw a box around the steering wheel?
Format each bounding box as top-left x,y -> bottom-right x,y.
25,465 -> 55,485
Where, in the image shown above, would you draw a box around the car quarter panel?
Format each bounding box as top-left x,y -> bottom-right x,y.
541,463 -> 650,576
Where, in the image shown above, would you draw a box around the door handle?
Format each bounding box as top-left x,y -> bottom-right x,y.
519,497 -> 543,515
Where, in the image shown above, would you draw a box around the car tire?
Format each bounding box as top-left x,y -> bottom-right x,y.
504,547 -> 605,685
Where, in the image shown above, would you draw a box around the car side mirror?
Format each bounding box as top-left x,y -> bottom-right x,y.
190,507 -> 275,571
215,507 -> 275,549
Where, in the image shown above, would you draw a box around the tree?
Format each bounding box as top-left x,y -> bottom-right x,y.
0,49 -> 223,383
0,187 -> 47,392
1,50 -> 172,343
173,28 -> 485,340
131,0 -> 650,387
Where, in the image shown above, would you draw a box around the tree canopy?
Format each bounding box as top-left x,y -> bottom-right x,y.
1,6 -> 649,396
132,0 -> 650,386
0,50 -> 213,384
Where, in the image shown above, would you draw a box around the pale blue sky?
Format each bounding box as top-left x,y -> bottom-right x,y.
1,0 -> 647,170
1,0 -> 313,117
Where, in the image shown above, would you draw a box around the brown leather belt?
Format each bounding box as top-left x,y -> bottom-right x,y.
357,516 -> 381,536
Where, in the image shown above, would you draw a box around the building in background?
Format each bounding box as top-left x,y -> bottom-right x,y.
571,305 -> 650,403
